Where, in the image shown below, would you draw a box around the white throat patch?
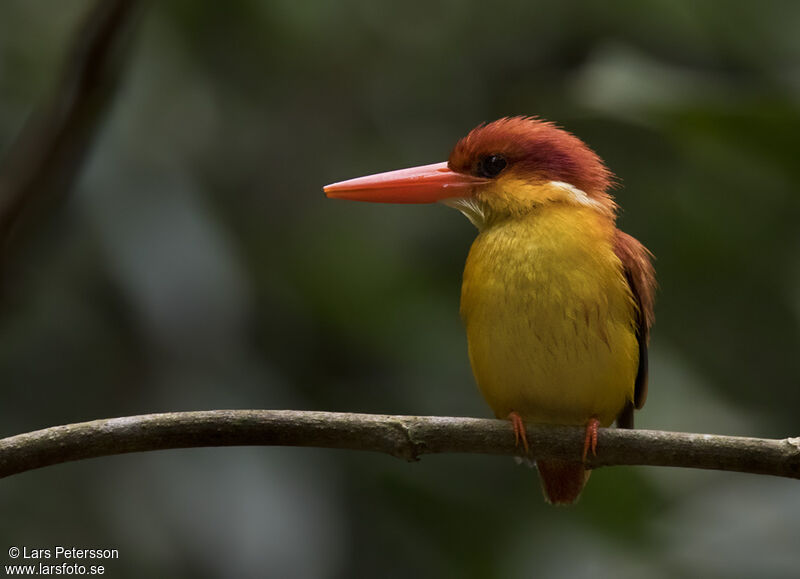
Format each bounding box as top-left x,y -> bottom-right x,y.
441,197 -> 487,230
440,180 -> 605,231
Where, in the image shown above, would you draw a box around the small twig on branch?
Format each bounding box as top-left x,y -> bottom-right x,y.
0,410 -> 798,480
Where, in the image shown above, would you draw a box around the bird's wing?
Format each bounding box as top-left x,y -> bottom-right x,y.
613,230 -> 656,428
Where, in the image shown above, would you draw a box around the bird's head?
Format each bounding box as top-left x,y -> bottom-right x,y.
324,116 -> 617,229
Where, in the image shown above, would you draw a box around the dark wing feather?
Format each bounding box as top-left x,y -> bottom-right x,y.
612,230 -> 656,429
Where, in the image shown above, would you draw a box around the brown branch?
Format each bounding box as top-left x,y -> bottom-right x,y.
0,410 -> 798,480
0,0 -> 142,260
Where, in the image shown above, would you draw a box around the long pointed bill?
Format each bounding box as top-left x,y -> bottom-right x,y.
324,162 -> 487,204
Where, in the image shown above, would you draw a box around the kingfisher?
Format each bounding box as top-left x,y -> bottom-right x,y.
324,117 -> 655,504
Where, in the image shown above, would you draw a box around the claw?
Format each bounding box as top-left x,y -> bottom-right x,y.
582,417 -> 600,462
508,411 -> 530,454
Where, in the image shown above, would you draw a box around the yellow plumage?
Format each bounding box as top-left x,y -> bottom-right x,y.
460,202 -> 639,428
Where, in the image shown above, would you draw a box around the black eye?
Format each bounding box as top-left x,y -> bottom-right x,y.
475,154 -> 507,178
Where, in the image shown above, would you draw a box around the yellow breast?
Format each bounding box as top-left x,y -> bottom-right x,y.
460,204 -> 638,427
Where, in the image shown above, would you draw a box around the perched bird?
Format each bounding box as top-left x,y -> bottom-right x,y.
324,117 -> 655,504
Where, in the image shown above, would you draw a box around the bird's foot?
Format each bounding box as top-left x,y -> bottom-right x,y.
582,417 -> 600,462
508,411 -> 530,454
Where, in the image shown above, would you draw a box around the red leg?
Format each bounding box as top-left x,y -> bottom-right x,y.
582,417 -> 600,462
508,411 -> 530,454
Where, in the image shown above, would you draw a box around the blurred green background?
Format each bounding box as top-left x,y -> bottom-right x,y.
1,1 -> 799,577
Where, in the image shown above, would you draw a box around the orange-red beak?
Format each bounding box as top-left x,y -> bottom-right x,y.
324,162 -> 488,204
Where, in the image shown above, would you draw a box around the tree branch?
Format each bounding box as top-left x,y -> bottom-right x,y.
0,410 -> 798,480
0,0 -> 142,261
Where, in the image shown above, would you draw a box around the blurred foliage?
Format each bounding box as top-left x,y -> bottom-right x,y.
1,0 -> 799,577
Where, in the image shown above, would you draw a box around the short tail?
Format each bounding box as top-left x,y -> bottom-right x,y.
536,460 -> 590,505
